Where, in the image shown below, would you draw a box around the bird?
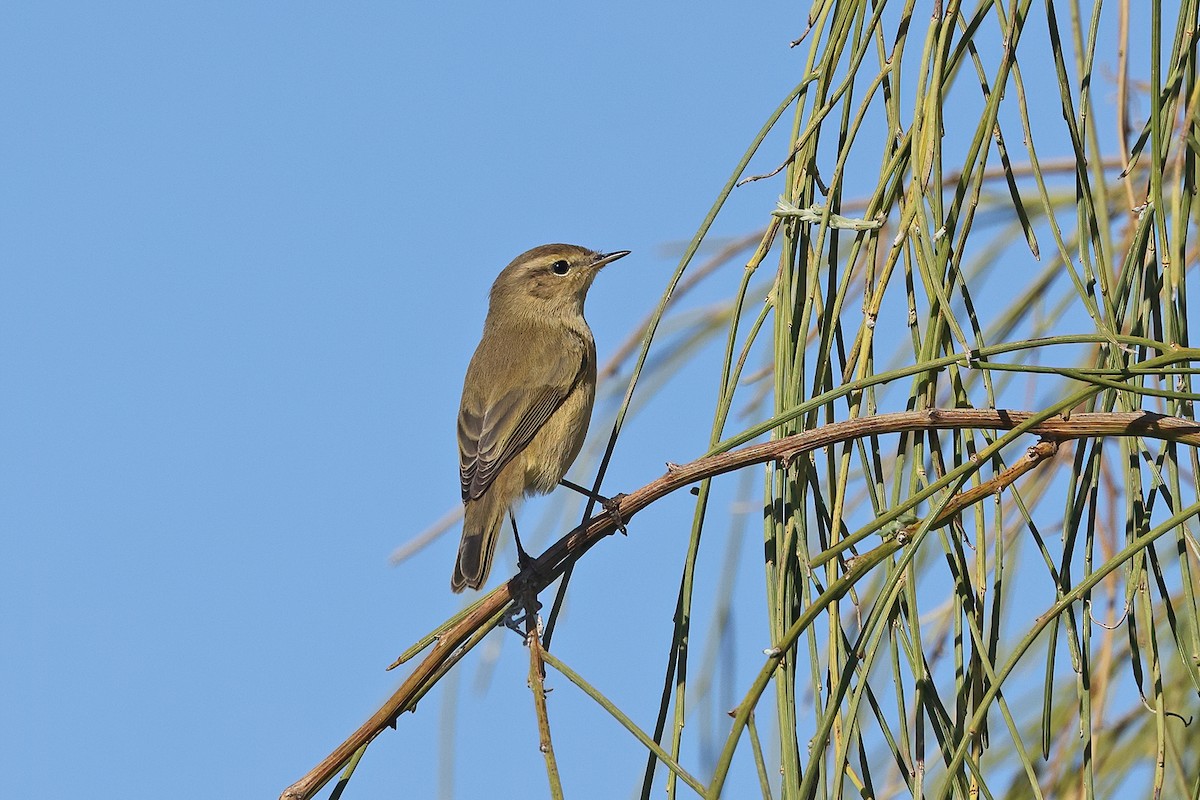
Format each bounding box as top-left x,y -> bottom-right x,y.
451,243 -> 629,592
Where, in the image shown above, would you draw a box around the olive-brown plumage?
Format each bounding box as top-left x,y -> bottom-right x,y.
451,244 -> 628,592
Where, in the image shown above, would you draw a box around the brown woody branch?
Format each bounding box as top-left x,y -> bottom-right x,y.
927,439 -> 1061,528
280,408 -> 1200,800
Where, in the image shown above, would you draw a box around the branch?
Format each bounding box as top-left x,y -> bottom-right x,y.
526,611 -> 563,797
280,408 -> 1200,800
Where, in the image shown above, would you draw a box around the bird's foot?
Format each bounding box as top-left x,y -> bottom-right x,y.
503,593 -> 543,634
602,492 -> 628,535
558,479 -> 628,533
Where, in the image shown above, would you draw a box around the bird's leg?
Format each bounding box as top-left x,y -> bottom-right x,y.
502,510 -> 542,634
559,478 -> 628,534
509,510 -> 533,569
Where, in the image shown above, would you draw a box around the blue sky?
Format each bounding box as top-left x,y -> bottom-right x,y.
1,4 -> 805,798
2,3 -> 1179,799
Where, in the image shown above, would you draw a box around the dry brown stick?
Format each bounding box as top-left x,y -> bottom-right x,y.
927,439 -> 1061,528
526,613 -> 563,798
280,408 -> 1200,800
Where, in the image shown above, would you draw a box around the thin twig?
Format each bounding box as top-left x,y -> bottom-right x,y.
526,611 -> 563,798
926,439 -> 1061,527
388,506 -> 462,566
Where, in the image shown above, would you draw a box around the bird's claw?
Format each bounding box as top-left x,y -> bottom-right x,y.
503,595 -> 543,634
603,492 -> 628,535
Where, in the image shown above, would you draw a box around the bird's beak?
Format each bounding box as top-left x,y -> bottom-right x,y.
592,250 -> 631,270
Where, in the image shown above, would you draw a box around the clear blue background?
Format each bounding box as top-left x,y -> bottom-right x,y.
1,4 -> 803,798
1,3 -> 1174,799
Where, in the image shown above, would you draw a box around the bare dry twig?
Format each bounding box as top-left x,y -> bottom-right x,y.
280,408 -> 1200,800
526,611 -> 563,798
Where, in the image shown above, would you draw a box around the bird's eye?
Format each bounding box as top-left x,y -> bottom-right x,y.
550,260 -> 571,275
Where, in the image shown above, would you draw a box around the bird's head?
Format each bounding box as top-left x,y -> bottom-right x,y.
489,243 -> 629,320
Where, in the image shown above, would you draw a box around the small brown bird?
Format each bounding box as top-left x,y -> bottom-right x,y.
451,243 -> 629,592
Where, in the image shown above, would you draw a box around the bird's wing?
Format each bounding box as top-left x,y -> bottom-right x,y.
457,342 -> 589,503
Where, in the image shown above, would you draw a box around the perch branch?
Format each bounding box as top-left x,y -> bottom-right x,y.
281,408 -> 1200,800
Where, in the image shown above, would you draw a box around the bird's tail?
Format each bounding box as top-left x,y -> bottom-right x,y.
451,496 -> 506,593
